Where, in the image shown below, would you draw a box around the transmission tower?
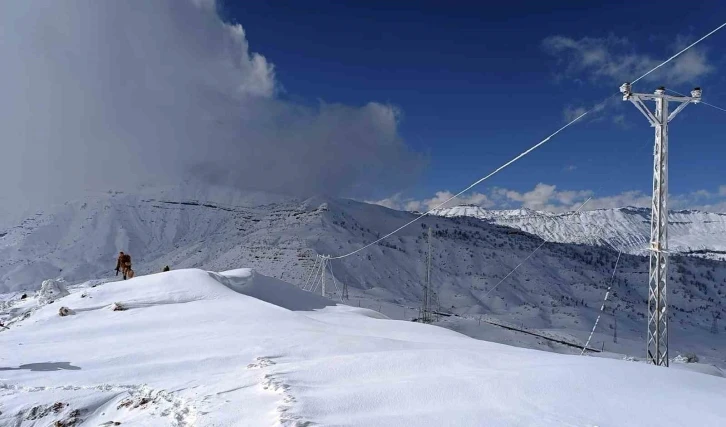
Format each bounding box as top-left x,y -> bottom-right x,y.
420,227 -> 434,323
620,83 -> 702,366
320,255 -> 328,297
613,311 -> 618,344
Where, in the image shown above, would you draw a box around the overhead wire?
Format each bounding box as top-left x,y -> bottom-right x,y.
632,21 -> 726,85
461,195 -> 593,315
666,88 -> 726,114
310,269 -> 322,294
327,261 -> 342,296
306,258 -> 324,292
302,256 -> 320,290
330,109 -> 592,259
460,133 -> 654,317
581,250 -> 622,355
328,20 -> 726,261
702,102 -> 726,113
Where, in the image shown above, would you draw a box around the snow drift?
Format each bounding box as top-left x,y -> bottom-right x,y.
1,268 -> 725,426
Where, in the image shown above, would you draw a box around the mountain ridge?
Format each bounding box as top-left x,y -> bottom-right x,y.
2,186 -> 725,367
431,204 -> 726,259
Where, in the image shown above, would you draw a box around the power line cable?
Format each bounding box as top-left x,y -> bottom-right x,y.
327,261 -> 341,296
330,109 -> 592,259
302,256 -> 320,290
581,250 -> 622,355
461,135 -> 653,317
306,258 -> 324,292
328,21 -> 726,261
666,88 -> 726,114
465,195 -> 593,312
632,21 -> 726,84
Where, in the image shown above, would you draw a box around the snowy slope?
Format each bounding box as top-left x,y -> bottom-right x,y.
1,268 -> 725,426
432,204 -> 726,259
2,186 -> 726,369
0,184 -> 317,293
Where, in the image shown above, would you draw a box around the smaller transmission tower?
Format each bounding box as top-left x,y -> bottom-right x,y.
320,255 -> 329,297
620,83 -> 702,366
613,312 -> 618,344
420,227 -> 434,323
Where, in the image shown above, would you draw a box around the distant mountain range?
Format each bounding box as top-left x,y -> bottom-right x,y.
431,205 -> 726,260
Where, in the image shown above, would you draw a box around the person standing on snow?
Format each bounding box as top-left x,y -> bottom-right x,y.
115,252 -> 125,276
121,253 -> 132,279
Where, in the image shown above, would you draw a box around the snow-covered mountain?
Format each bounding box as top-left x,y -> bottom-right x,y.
432,204 -> 726,259
2,268 -> 724,426
2,185 -> 726,368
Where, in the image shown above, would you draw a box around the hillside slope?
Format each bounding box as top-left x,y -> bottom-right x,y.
431,204 -> 726,259
1,268 -> 724,426
2,186 -> 725,367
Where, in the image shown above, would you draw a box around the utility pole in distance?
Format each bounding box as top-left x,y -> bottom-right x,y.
620,83 -> 702,367
427,227 -> 433,322
321,255 -> 327,297
420,227 -> 434,323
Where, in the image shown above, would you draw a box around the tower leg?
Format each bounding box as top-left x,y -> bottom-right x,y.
321,256 -> 326,297
647,92 -> 669,366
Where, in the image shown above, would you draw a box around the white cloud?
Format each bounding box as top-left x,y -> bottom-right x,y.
368,191 -> 493,212
564,165 -> 577,172
224,23 -> 277,97
563,106 -> 588,122
372,183 -> 726,214
692,189 -> 712,199
421,191 -> 494,211
542,34 -> 713,85
561,96 -> 619,125
496,183 -> 593,212
577,191 -> 651,211
367,193 -> 408,211
687,202 -> 726,213
0,0 -> 423,211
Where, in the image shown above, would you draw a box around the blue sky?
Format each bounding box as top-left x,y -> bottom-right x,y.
219,0 -> 726,212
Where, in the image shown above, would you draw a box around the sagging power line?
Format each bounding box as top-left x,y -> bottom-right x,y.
326,20 -> 726,262
301,22 -> 726,365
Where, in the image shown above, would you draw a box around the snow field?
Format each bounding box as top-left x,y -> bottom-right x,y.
1,268 -> 725,426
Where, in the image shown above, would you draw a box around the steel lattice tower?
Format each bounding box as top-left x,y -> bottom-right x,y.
420,227 -> 434,323
620,83 -> 701,366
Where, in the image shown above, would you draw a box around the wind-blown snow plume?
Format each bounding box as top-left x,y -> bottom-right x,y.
0,0 -> 422,213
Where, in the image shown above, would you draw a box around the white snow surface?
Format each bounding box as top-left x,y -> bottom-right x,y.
37,279 -> 70,306
432,204 -> 726,259
1,268 -> 725,426
2,185 -> 726,372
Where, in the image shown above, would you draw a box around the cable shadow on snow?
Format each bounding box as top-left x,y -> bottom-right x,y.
0,361 -> 81,372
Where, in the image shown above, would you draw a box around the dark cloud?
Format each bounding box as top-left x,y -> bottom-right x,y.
0,0 -> 423,211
